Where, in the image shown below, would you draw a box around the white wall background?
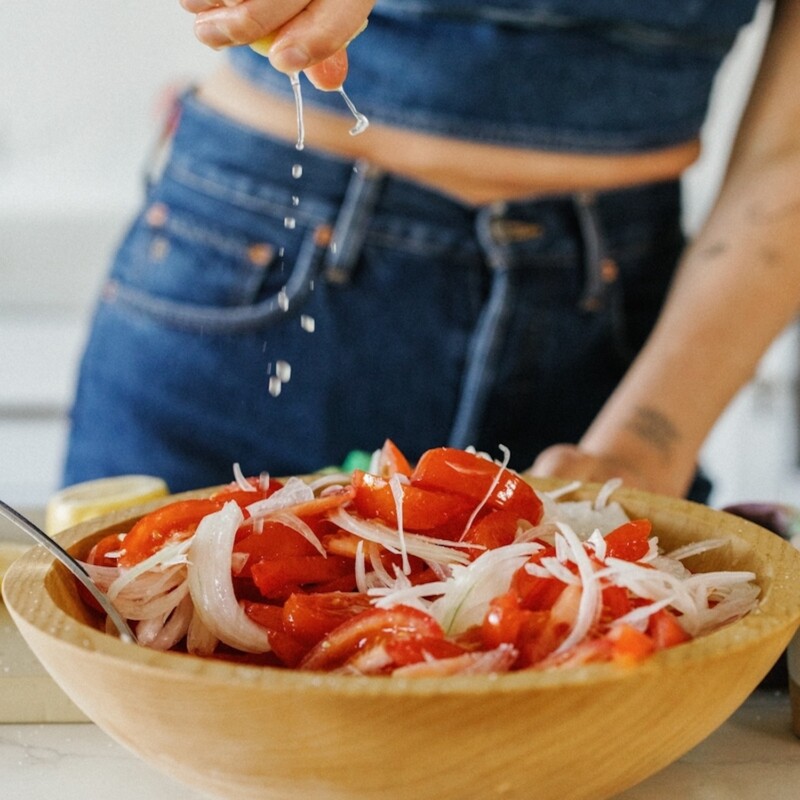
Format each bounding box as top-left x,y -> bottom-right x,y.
0,1 -> 797,508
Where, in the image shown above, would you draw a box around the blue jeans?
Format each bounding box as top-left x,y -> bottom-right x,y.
64,91 -> 708,499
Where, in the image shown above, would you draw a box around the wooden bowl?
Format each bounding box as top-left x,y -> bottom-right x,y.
4,483 -> 800,800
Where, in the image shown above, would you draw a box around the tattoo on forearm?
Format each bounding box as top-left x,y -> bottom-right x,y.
697,241 -> 727,260
625,407 -> 680,463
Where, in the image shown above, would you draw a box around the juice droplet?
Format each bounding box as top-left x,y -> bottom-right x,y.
275,360 -> 292,383
278,288 -> 289,311
292,164 -> 303,179
292,195 -> 300,207
300,314 -> 316,332
268,376 -> 283,397
338,87 -> 370,136
289,72 -> 305,151
284,216 -> 296,230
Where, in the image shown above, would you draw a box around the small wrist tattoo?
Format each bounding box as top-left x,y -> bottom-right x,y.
625,407 -> 680,463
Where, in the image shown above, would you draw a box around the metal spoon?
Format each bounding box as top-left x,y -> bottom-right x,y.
0,499 -> 136,643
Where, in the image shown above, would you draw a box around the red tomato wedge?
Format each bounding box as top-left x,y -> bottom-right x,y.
282,592 -> 374,647
242,601 -> 309,667
604,519 -> 653,561
482,591 -> 526,650
211,477 -> 285,506
377,438 -> 413,478
281,485 -> 356,519
299,605 -> 445,671
87,532 -> 126,568
647,608 -> 692,649
411,447 -> 543,525
235,521 -> 321,567
250,555 -> 355,600
607,624 -> 656,663
351,470 -> 474,532
118,499 -> 224,568
463,509 -> 520,553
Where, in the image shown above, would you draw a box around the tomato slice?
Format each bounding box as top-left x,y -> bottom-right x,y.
607,624 -> 656,663
250,555 -> 355,600
383,635 -> 467,667
211,477 -> 285,507
282,592 -> 373,647
463,509 -> 520,553
511,546 -> 568,611
604,519 -> 653,562
377,438 -> 413,478
242,601 -> 309,667
411,447 -> 543,525
600,585 -> 634,622
235,520 -> 321,573
87,532 -> 127,568
118,499 -> 224,568
283,485 -> 356,520
516,611 -> 570,668
351,470 -> 474,532
647,608 -> 692,649
298,605 -> 445,671
482,591 -> 526,650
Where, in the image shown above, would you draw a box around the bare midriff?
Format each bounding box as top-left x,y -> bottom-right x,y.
197,65 -> 702,206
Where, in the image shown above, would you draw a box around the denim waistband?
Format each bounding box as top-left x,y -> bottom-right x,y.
164,90 -> 683,258
227,0 -> 761,151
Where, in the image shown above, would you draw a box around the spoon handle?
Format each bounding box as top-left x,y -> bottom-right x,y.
0,499 -> 136,643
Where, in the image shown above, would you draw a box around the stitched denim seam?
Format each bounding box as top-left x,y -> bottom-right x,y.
167,161 -> 334,226
149,210 -> 263,262
104,223 -> 326,334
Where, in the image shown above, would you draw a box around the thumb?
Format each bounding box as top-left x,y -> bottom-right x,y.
304,49 -> 349,91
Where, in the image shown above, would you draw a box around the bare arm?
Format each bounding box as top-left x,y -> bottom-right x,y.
531,0 -> 800,497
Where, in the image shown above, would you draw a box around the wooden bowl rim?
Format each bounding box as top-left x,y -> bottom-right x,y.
4,480 -> 800,698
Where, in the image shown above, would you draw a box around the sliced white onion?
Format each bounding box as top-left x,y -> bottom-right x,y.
187,608 -> 219,656
392,644 -> 518,677
667,538 -> 728,562
354,540 -> 369,594
245,476 -> 314,518
308,472 -> 350,493
232,462 -> 257,492
552,523 -> 602,655
187,501 -> 270,654
388,473 -> 411,574
458,444 -> 511,541
329,508 -> 473,567
114,578 -> 190,621
137,594 -> 194,651
264,510 -> 326,556
594,478 -> 623,510
428,542 -> 542,635
106,539 -> 192,601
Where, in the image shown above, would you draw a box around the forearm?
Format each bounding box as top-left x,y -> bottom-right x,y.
580,149 -> 800,495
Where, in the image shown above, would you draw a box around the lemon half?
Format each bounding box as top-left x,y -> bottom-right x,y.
45,475 -> 169,535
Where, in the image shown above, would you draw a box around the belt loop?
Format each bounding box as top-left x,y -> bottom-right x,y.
573,192 -> 618,312
141,87 -> 185,192
324,159 -> 386,285
447,202 -> 514,450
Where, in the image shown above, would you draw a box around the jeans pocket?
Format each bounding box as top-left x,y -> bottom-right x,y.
103,199 -> 330,334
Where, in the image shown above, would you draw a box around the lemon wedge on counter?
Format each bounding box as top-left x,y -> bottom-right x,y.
45,475 -> 169,535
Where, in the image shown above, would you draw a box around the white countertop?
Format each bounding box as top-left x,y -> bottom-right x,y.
1,691 -> 798,800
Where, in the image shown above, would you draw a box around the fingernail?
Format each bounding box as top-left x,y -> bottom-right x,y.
270,44 -> 311,72
345,20 -> 369,47
195,18 -> 232,48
